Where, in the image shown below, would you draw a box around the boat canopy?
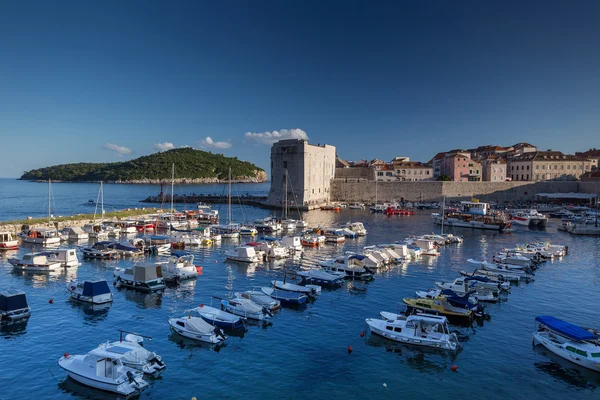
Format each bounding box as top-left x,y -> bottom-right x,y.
464,276 -> 491,283
114,242 -> 139,252
536,316 -> 596,341
134,265 -> 163,281
82,281 -> 111,297
349,254 -> 366,261
187,317 -> 214,333
0,289 -> 28,312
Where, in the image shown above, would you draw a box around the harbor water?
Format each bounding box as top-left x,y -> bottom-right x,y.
0,179 -> 599,399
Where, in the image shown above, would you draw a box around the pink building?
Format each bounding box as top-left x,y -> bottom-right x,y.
441,152 -> 481,181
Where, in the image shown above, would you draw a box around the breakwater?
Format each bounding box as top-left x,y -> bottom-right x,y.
141,194 -> 270,208
329,180 -> 599,203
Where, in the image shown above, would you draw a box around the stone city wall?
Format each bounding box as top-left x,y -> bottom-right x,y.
330,180 -> 581,203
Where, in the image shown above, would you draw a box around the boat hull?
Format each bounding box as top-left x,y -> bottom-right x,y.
366,319 -> 457,351
533,332 -> 600,372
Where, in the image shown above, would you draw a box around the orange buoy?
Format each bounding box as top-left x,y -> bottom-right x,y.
48,298 -> 54,304
451,365 -> 458,372
199,304 -> 204,308
360,331 -> 365,338
64,352 -> 69,358
347,345 -> 353,354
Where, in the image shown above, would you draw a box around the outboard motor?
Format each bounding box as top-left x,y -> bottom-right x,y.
262,306 -> 273,318
215,327 -> 227,340
126,371 -> 136,384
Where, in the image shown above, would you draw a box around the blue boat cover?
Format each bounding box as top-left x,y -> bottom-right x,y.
0,292 -> 28,312
114,242 -> 138,252
171,251 -> 190,257
150,235 -> 169,240
536,316 -> 596,341
349,255 -> 366,261
82,281 -> 111,297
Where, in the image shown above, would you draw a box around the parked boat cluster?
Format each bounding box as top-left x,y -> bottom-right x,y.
364,239 -> 573,355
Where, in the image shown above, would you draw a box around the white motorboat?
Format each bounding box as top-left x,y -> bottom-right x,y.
221,298 -> 272,321
0,289 -> 31,321
58,348 -> 148,396
19,227 -> 61,246
533,316 -> 600,372
300,232 -> 325,247
225,246 -> 263,263
67,280 -> 113,304
114,264 -> 167,292
318,255 -> 374,281
120,220 -> 138,234
41,248 -> 81,267
493,251 -> 536,267
271,280 -> 320,298
342,221 -> 367,236
295,220 -> 308,229
187,305 -> 246,330
252,240 -> 289,259
323,228 -> 346,243
403,238 -> 439,256
8,253 -> 62,272
157,253 -> 199,283
462,266 -> 523,283
80,241 -> 119,259
510,209 -> 548,228
434,278 -> 502,301
211,223 -> 241,239
62,226 -> 89,241
281,236 -> 304,255
92,333 -> 165,376
348,203 -> 365,210
366,312 -> 461,351
234,291 -> 281,311
467,259 -> 534,280
169,316 -> 227,343
254,217 -> 282,232
0,231 -> 19,250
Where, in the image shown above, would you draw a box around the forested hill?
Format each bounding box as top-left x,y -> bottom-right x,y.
19,148 -> 267,183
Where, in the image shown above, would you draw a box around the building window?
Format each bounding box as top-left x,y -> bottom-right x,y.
386,172 -> 393,176
527,165 -> 529,170
536,165 -> 539,170
526,174 -> 529,180
377,172 -> 383,176
283,161 -> 288,169
567,165 -> 570,170
426,171 -> 430,175
521,174 -> 524,180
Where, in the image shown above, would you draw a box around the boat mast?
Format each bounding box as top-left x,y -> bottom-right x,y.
48,178 -> 51,226
170,163 -> 175,214
100,181 -> 104,224
284,168 -> 288,220
228,167 -> 232,224
441,196 -> 445,235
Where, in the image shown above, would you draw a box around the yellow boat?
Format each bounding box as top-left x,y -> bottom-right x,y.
402,297 -> 473,323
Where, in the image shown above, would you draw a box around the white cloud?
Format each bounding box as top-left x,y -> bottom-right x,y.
103,143 -> 132,156
244,128 -> 309,145
200,136 -> 232,149
154,142 -> 175,151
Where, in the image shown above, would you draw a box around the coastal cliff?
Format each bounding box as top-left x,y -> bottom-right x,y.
19,148 -> 267,183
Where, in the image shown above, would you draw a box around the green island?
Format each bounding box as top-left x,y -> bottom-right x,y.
0,208 -> 159,228
19,148 -> 267,183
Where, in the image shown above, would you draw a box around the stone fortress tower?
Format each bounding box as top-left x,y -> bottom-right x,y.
266,139 -> 336,209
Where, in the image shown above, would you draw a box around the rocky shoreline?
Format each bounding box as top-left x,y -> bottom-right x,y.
24,174 -> 268,185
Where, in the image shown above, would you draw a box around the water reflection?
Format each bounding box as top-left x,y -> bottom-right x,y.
68,301 -> 111,325
168,332 -> 227,352
533,345 -> 600,389
10,269 -> 62,287
0,317 -> 29,338
121,289 -> 163,309
366,334 -> 459,367
58,376 -> 139,400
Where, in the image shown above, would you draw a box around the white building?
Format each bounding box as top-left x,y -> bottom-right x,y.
266,139 -> 336,207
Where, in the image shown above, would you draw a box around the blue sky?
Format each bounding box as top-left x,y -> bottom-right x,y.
1,0 -> 599,177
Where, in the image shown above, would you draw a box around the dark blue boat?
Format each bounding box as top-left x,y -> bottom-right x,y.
535,316 -> 597,341
295,269 -> 343,288
260,287 -> 308,305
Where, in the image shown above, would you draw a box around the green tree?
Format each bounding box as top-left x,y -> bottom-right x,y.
437,174 -> 451,181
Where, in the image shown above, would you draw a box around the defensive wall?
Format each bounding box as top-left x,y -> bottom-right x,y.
329,180 -> 597,203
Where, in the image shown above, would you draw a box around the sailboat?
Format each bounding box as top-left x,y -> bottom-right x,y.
211,168 -> 240,238
280,169 -> 298,230
20,179 -> 61,246
83,182 -> 110,239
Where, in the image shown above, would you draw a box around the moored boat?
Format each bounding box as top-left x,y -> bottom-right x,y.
58,348 -> 148,396
169,316 -> 227,343
187,304 -> 246,330
402,296 -> 474,324
260,287 -> 308,306
0,231 -> 19,250
67,280 -> 113,304
113,264 -> 167,292
533,316 -> 600,372
8,253 -> 62,272
366,313 -> 461,351
0,289 -> 31,321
